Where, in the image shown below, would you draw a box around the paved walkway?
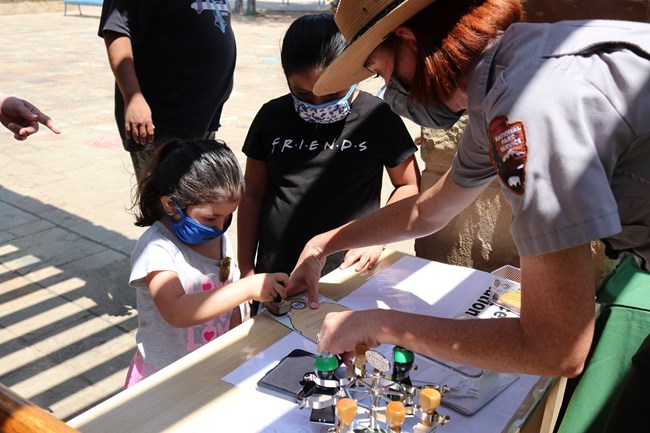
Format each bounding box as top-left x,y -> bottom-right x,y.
0,3 -> 421,423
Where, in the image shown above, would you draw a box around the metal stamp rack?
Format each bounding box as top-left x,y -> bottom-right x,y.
298,346 -> 451,433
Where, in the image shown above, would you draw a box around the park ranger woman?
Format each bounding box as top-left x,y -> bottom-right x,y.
286,1 -> 650,430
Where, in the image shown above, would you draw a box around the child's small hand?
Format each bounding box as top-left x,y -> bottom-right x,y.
248,272 -> 289,303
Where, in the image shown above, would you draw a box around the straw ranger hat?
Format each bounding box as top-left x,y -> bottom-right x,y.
314,0 -> 437,96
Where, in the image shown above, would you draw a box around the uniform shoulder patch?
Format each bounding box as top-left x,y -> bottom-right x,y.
488,116 -> 528,195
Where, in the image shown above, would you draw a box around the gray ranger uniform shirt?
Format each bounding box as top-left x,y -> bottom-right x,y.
451,20 -> 650,271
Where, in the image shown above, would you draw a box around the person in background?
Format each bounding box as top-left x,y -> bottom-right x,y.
0,93 -> 60,140
98,0 -> 236,183
126,138 -> 288,387
237,14 -> 421,315
288,0 -> 650,395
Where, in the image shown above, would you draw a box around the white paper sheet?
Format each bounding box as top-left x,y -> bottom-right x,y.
338,255 -> 494,318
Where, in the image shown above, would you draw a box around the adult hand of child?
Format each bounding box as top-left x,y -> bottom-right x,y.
124,93 -> 155,145
0,95 -> 60,140
340,245 -> 384,272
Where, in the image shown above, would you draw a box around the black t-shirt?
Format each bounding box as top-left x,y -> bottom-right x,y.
99,0 -> 236,151
243,91 -> 418,274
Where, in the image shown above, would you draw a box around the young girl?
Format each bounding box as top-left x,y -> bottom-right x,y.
238,14 -> 421,307
126,138 -> 288,387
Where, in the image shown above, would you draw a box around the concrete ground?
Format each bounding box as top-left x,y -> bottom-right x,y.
0,1 -> 422,423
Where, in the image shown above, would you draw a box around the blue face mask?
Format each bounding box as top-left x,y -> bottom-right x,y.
167,206 -> 232,245
292,84 -> 356,124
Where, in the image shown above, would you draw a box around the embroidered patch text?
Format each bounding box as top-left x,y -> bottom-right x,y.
488,116 -> 528,195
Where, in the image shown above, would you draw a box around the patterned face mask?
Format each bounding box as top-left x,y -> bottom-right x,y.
292,84 -> 356,124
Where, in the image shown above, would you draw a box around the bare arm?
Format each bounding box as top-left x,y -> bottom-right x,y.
318,243 -> 596,377
288,169 -> 489,307
341,154 -> 421,271
103,30 -> 154,145
384,154 -> 421,204
147,271 -> 289,328
237,158 -> 268,277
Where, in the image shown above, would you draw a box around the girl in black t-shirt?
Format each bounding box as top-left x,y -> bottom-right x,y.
238,14 -> 421,313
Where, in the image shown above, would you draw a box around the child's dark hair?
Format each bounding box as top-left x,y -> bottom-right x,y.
281,13 -> 346,77
133,139 -> 244,227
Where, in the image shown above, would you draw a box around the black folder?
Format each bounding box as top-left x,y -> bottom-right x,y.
256,349 -> 316,402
